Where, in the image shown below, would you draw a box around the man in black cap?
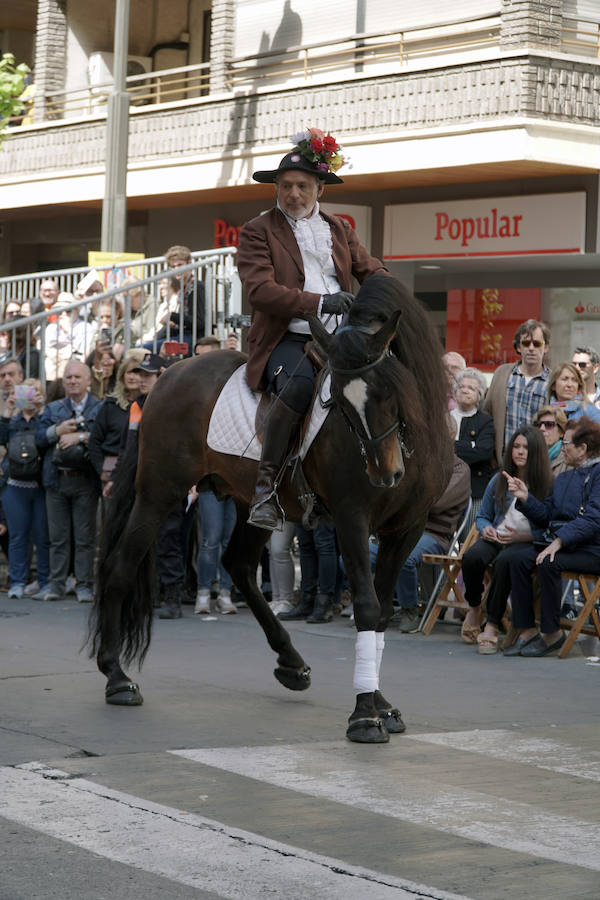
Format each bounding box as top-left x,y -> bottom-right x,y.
237,128 -> 387,530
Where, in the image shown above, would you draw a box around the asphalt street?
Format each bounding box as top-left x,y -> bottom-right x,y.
1,591 -> 599,900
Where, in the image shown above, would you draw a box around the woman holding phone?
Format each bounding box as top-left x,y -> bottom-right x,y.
0,378 -> 49,598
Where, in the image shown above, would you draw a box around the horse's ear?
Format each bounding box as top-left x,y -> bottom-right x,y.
307,315 -> 333,355
370,309 -> 402,354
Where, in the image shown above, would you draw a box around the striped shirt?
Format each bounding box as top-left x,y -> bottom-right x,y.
504,363 -> 549,451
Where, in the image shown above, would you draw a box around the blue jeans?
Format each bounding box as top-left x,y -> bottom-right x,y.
295,523 -> 337,596
2,483 -> 50,588
197,493 -> 236,591
395,532 -> 444,609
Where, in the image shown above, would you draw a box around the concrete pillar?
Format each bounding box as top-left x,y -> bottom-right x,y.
33,0 -> 67,123
500,0 -> 563,50
210,0 -> 235,93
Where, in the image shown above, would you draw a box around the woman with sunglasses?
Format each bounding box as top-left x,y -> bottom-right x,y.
532,405 -> 569,477
460,425 -> 552,653
504,416 -> 600,656
547,362 -> 600,425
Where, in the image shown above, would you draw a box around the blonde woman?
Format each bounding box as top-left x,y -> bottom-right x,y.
88,349 -> 144,496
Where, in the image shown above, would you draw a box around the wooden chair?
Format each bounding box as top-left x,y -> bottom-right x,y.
558,571 -> 600,658
497,570 -> 600,658
419,520 -> 480,635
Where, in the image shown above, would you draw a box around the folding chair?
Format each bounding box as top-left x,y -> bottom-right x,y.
558,571 -> 600,659
419,500 -> 479,635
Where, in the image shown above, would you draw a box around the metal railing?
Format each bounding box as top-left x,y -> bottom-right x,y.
43,61 -> 211,121
13,15 -> 502,124
227,16 -> 501,90
562,17 -> 600,58
0,248 -> 242,386
8,14 -> 600,127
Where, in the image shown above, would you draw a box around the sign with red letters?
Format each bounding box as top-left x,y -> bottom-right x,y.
383,192 -> 586,259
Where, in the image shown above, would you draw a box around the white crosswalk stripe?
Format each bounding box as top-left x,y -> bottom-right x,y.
405,728 -> 600,781
0,761 -> 473,900
172,738 -> 600,872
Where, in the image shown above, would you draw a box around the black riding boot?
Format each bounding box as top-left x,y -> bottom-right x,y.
248,399 -> 302,531
278,591 -> 316,620
158,581 -> 184,619
306,592 -> 335,623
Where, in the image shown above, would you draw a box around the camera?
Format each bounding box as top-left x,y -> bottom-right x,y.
100,327 -> 112,344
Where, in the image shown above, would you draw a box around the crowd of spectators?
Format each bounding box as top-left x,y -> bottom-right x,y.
0,288 -> 598,658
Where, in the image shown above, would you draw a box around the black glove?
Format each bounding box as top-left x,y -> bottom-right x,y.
321,291 -> 354,316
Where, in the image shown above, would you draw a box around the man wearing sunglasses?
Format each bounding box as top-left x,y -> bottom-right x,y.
572,346 -> 600,405
485,319 -> 550,467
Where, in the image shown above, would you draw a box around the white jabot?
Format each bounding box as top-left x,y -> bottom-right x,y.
278,201 -> 342,335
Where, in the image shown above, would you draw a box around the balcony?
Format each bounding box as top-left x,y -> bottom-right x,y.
1,13 -> 600,207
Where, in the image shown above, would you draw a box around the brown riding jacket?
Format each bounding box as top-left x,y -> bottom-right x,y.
236,207 -> 387,390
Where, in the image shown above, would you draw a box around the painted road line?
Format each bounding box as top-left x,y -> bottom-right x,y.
0,762 -> 472,900
404,729 -> 600,782
171,742 -> 600,871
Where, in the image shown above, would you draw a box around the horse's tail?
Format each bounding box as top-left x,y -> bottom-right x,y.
87,436 -> 157,667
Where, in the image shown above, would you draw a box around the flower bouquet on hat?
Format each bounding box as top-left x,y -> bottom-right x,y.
290,127 -> 348,176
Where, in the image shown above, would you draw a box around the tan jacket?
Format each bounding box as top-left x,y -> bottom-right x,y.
236,207 -> 387,390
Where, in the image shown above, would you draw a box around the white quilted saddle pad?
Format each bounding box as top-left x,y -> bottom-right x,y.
206,363 -> 331,461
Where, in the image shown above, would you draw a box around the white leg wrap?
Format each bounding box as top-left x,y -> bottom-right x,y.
353,630 -> 379,693
375,632 -> 385,680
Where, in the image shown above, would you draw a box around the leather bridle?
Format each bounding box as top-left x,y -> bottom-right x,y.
327,349 -> 413,464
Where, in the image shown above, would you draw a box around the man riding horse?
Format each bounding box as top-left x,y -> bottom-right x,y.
237,128 -> 388,530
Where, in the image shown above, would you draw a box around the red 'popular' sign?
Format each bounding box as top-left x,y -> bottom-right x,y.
435,209 -> 523,248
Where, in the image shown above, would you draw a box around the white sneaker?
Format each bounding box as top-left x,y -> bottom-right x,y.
8,584 -> 24,599
194,590 -> 210,614
271,599 -> 293,616
216,591 -> 237,615
65,575 -> 77,595
24,581 -> 40,596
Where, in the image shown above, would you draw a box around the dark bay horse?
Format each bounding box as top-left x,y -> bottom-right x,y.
90,274 -> 452,743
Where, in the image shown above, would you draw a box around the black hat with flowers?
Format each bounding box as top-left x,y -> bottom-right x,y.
252,128 -> 347,185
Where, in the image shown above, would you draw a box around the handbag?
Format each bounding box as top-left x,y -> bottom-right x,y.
52,440 -> 91,471
7,431 -> 41,480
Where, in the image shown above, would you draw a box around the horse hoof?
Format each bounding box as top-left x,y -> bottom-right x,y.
105,681 -> 143,706
377,708 -> 406,734
346,717 -> 389,744
273,665 -> 311,691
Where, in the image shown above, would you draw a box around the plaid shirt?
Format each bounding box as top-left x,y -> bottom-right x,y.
504,363 -> 549,451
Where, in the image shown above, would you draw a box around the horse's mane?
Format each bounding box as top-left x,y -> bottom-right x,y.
332,274 -> 448,431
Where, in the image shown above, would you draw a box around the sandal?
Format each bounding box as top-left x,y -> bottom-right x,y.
477,632 -> 498,655
461,609 -> 482,644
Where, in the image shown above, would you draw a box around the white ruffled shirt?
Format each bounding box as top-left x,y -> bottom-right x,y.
278,200 -> 343,335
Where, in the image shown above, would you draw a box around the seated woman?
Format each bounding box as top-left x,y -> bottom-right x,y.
451,367 -> 495,520
532,405 -> 569,477
503,416 -> 600,657
461,425 -> 552,652
547,361 -> 600,424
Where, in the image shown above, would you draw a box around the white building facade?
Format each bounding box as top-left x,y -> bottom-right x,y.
2,0 -> 600,362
